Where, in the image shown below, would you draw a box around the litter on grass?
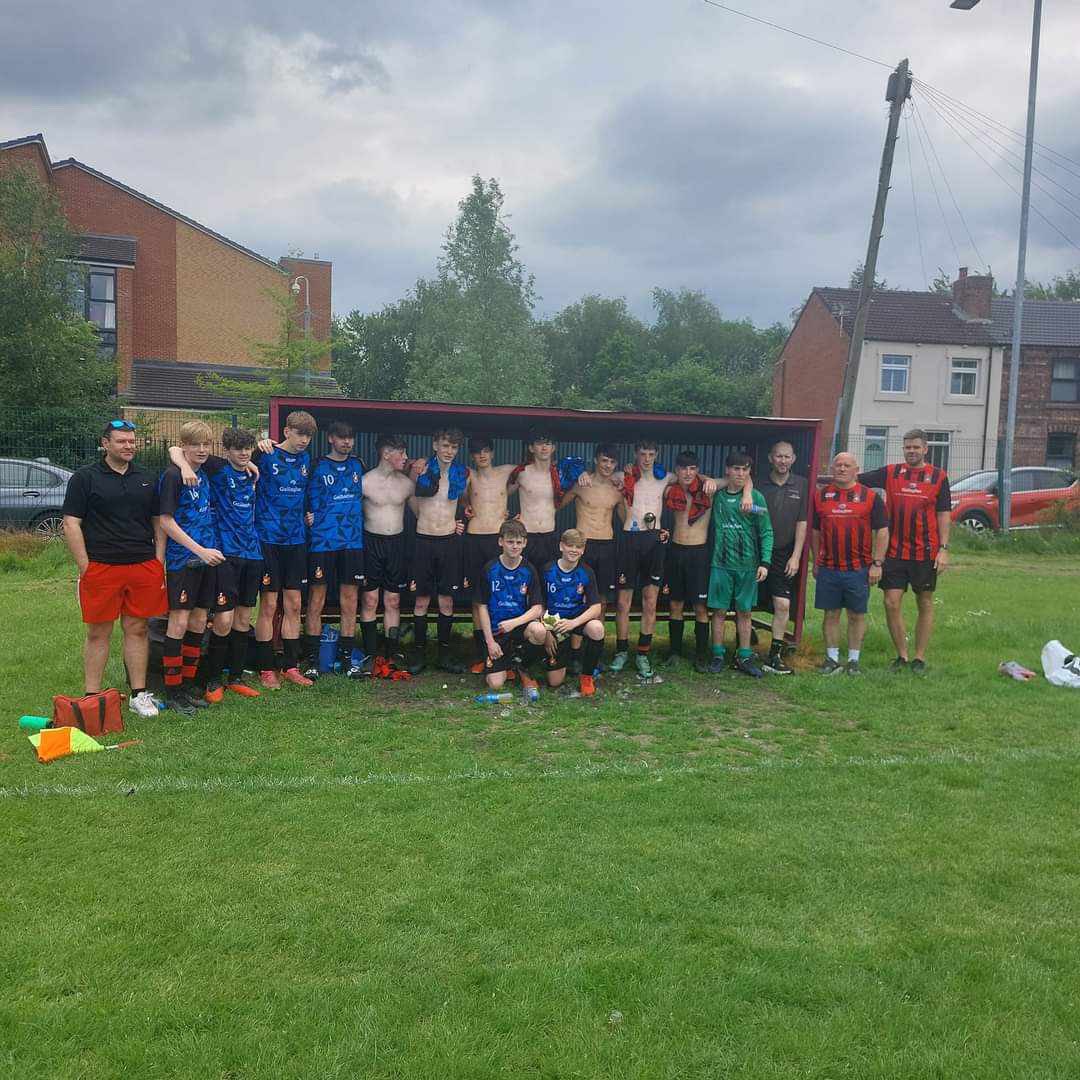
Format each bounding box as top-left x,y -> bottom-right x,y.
999,660 -> 1037,682
1041,640 -> 1080,688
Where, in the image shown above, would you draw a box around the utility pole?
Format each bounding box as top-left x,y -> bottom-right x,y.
999,0 -> 1042,532
834,58 -> 912,455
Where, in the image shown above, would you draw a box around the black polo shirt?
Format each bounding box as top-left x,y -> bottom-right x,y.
758,473 -> 809,553
62,459 -> 159,564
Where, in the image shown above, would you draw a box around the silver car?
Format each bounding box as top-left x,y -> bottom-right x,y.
0,458 -> 74,539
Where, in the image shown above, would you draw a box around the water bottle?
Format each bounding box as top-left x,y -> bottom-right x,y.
19,715 -> 50,732
475,692 -> 514,704
747,504 -> 769,516
630,519 -> 639,532
523,686 -> 540,704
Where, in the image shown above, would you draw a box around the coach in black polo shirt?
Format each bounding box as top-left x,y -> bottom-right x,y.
62,420 -> 167,719
757,440 -> 809,675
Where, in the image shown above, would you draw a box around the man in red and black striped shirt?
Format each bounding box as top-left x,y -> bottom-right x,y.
811,453 -> 889,675
859,429 -> 952,674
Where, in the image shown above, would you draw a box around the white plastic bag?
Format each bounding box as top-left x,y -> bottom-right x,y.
1041,640 -> 1080,688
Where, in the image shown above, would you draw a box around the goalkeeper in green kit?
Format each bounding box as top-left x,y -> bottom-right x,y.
708,451 -> 773,677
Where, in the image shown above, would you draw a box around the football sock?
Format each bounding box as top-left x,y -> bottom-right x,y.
437,613 -> 453,649
228,629 -> 251,681
181,630 -> 203,683
827,647 -> 840,663
616,637 -> 629,654
385,625 -> 401,654
164,635 -> 183,690
473,628 -> 486,661
361,620 -> 378,658
711,643 -> 726,660
848,648 -> 861,662
255,640 -> 276,673
582,635 -> 603,674
695,621 -> 710,659
737,646 -> 754,660
668,619 -> 684,656
282,636 -> 301,670
203,632 -> 229,685
413,614 -> 428,649
302,633 -> 321,664
338,636 -> 355,666
637,633 -> 653,655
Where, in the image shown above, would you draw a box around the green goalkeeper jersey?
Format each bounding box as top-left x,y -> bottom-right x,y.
710,487 -> 774,570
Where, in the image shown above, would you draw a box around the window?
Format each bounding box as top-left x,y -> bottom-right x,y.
1051,360 -> 1080,403
880,354 -> 910,394
950,357 -> 979,396
1046,433 -> 1076,471
925,431 -> 951,471
86,270 -> 117,359
28,466 -> 64,489
863,426 -> 889,470
0,462 -> 29,487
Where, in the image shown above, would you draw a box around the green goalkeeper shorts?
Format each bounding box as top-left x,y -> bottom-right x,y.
708,566 -> 759,613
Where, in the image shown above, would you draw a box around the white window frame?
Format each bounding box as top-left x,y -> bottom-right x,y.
880,354 -> 911,394
1050,359 -> 1079,403
925,430 -> 951,471
949,357 -> 979,397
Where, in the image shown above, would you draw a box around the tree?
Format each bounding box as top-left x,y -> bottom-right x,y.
848,262 -> 890,291
198,286 -> 330,417
0,167 -> 110,410
402,176 -> 550,406
1025,269 -> 1080,301
332,298 -> 417,401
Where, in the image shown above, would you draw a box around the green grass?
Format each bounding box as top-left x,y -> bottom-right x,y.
2,545 -> 1080,1078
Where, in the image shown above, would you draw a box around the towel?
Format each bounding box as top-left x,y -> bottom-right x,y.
664,475 -> 712,524
622,462 -> 667,503
415,455 -> 468,500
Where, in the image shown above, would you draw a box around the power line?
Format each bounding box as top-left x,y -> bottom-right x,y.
909,99 -> 988,270
908,99 -> 960,272
699,1 -> 893,69
916,92 -> 1080,256
919,88 -> 1080,232
912,76 -> 1080,178
903,105 -> 930,288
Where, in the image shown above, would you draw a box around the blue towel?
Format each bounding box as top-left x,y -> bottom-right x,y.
415,455 -> 468,500
558,456 -> 587,492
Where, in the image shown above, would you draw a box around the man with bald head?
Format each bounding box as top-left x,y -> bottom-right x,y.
757,440 -> 808,674
810,452 -> 889,675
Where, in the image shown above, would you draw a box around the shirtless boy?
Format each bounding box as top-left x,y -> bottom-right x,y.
408,427 -> 468,674
560,443 -> 624,666
661,449 -> 714,673
507,428 -> 562,573
464,435 -> 516,669
359,434 -> 415,670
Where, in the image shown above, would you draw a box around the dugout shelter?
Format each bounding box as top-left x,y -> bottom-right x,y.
269,397 -> 822,644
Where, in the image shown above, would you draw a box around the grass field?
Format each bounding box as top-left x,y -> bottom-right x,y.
2,540 -> 1080,1078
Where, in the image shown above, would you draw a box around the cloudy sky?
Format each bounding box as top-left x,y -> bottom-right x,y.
5,1 -> 1080,327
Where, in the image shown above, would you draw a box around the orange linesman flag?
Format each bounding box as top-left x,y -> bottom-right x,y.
29,726 -> 103,764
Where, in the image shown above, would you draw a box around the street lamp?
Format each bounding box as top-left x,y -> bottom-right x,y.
290,275 -> 312,392
953,0 -> 1042,533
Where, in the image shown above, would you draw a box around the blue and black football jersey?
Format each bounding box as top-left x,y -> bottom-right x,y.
157,465 -> 216,571
203,456 -> 261,560
307,455 -> 364,553
542,560 -> 600,618
253,446 -> 310,545
477,557 -> 541,625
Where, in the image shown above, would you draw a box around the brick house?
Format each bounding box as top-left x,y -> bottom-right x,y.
775,268 -> 1079,476
0,133 -> 338,413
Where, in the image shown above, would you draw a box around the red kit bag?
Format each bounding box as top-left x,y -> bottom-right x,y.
52,689 -> 124,736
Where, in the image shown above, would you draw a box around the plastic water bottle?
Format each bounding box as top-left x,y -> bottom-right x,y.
630,519 -> 639,532
524,686 -> 540,704
475,692 -> 514,704
747,504 -> 769,515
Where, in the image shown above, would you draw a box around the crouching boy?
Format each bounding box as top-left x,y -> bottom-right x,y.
540,529 -> 605,697
476,520 -> 546,693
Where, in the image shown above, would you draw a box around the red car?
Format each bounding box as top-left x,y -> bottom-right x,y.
950,467 -> 1080,531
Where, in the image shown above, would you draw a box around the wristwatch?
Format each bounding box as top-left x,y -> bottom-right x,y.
872,559 -> 884,567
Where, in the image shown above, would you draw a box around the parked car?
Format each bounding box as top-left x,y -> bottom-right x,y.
950,466 -> 1080,531
0,457 -> 74,539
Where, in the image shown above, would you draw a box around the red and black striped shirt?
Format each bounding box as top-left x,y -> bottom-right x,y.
812,482 -> 888,571
860,465 -> 951,561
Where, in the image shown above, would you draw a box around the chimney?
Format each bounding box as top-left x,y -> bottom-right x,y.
952,266 -> 994,322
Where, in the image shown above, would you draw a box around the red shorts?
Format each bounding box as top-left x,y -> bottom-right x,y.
78,559 -> 168,624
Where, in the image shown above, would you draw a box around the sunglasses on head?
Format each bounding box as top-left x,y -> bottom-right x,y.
107,419 -> 136,431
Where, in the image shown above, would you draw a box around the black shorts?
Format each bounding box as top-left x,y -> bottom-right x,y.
260,542 -> 307,593
526,530 -> 560,572
218,556 -> 263,609
583,539 -> 617,599
167,563 -> 230,612
362,531 -> 408,593
881,557 -> 938,593
757,545 -> 799,609
485,626 -> 530,674
464,532 -> 501,597
409,533 -> 464,597
663,542 -> 710,606
308,548 -> 365,593
617,529 -> 666,591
